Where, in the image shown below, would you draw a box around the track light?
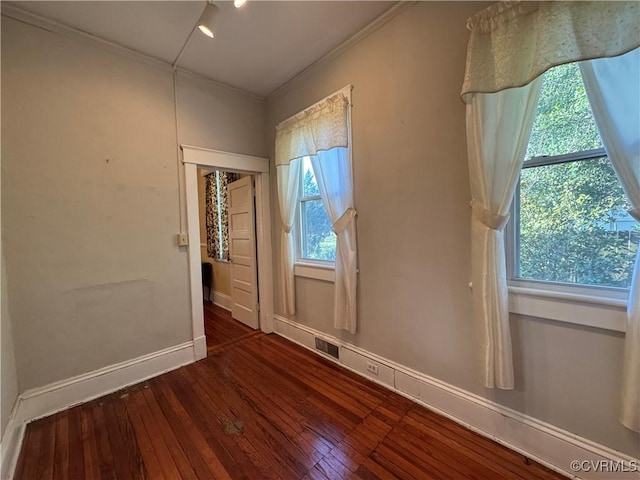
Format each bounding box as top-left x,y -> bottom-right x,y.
234,0 -> 247,7
197,2 -> 219,38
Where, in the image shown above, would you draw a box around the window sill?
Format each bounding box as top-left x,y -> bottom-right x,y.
507,285 -> 627,333
294,262 -> 335,282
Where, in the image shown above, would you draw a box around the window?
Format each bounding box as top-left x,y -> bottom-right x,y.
510,62 -> 639,292
205,170 -> 239,262
297,156 -> 336,263
213,171 -> 225,260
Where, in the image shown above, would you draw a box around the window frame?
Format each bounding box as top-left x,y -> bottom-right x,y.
295,157 -> 336,274
506,147 -> 631,332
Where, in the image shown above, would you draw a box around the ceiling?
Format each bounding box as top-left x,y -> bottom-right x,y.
6,1 -> 396,97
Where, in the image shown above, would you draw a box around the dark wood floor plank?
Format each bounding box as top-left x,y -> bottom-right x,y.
67,407 -> 86,480
188,359 -> 318,473
15,418 -> 44,480
226,344 -> 352,446
124,387 -> 178,479
361,457 -> 403,480
405,407 -> 556,480
53,411 -> 70,479
164,371 -> 272,480
153,377 -> 233,480
14,332 -> 565,480
244,334 -> 379,403
34,416 -> 56,480
369,444 -> 425,480
383,427 -> 494,480
205,346 -> 340,451
240,341 -> 371,434
140,386 -> 200,480
204,303 -> 254,351
251,336 -> 387,412
79,405 -> 101,480
217,347 -> 337,460
90,401 -> 118,480
179,366 -> 303,480
102,395 -> 147,479
314,454 -> 352,480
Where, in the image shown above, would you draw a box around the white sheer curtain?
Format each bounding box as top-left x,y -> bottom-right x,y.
580,48 -> 640,432
311,148 -> 357,333
276,158 -> 301,315
467,82 -> 541,389
275,89 -> 357,330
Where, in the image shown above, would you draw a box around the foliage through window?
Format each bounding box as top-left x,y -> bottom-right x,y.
298,157 -> 336,262
514,62 -> 639,289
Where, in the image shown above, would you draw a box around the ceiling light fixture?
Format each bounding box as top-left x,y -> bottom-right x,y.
197,2 -> 219,38
234,0 -> 247,8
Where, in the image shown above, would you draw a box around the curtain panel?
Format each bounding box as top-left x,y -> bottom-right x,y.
205,171 -> 239,262
467,81 -> 542,389
461,0 -> 640,405
580,48 -> 640,432
275,159 -> 301,315
311,148 -> 358,333
274,89 -> 358,332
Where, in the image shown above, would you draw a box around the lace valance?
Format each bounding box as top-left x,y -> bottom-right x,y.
461,1 -> 640,102
275,93 -> 349,166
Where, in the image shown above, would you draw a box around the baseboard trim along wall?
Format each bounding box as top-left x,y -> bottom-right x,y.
1,341 -> 196,479
0,401 -> 25,480
213,291 -> 232,311
273,315 -> 640,480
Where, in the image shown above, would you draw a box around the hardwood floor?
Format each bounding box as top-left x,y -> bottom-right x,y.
14,333 -> 564,480
204,302 -> 256,354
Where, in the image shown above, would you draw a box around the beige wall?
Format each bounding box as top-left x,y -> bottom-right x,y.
266,2 -> 639,456
177,73 -> 265,157
197,170 -> 232,297
1,16 -> 265,391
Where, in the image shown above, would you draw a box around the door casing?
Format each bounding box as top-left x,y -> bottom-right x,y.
182,145 -> 274,360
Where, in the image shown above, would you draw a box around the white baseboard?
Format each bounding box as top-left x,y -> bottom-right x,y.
2,341 -> 195,479
193,335 -> 207,360
273,315 -> 640,480
1,400 -> 25,480
212,291 -> 231,311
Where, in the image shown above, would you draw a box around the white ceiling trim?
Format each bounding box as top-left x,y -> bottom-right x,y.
0,2 -> 265,101
266,1 -> 415,100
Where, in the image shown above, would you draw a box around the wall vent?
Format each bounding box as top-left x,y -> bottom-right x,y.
315,338 -> 339,359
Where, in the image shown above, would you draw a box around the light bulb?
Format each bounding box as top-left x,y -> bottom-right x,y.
198,25 -> 214,38
197,3 -> 219,38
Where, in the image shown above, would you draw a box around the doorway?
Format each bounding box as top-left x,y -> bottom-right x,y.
196,169 -> 259,353
183,145 -> 274,361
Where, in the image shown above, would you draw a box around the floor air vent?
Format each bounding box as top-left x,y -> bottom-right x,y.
315,338 -> 339,359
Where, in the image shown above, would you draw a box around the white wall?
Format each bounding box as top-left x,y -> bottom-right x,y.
1,16 -> 266,392
266,2 -> 640,457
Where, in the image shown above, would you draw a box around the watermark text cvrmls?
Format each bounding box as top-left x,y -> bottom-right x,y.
570,460 -> 638,473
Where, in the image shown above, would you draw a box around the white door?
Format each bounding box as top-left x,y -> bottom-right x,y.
228,176 -> 259,329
